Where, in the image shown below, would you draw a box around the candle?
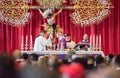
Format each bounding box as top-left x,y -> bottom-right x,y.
99,35 -> 101,45
21,35 -> 24,50
25,35 -> 28,51
96,35 -> 98,46
30,35 -> 33,50
90,35 -> 92,50
30,35 -> 32,45
99,35 -> 101,51
90,35 -> 92,45
92,35 -> 95,51
93,35 -> 95,46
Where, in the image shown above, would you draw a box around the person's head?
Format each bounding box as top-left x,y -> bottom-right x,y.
57,32 -> 64,39
66,49 -> 76,59
87,65 -> 120,78
0,54 -> 16,78
66,34 -> 71,41
72,57 -> 87,69
21,65 -> 58,78
106,54 -> 114,63
13,50 -> 21,60
87,56 -> 95,65
48,54 -> 60,70
38,56 -> 49,68
21,53 -> 28,61
48,55 -> 58,66
83,34 -> 88,40
40,30 -> 47,37
95,55 -> 105,66
60,63 -> 85,78
115,55 -> 120,66
86,56 -> 95,69
31,53 -> 38,61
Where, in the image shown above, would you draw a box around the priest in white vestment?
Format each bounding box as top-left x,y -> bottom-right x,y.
65,34 -> 76,49
33,30 -> 52,52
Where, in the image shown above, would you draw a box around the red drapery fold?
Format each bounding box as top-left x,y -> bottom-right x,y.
0,0 -> 120,55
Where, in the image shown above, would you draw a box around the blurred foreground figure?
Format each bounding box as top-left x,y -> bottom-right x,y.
20,53 -> 29,68
0,53 -> 19,78
38,55 -> 49,69
106,54 -> 114,64
20,65 -> 60,78
87,65 -> 120,78
48,54 -> 62,78
60,63 -> 85,78
62,49 -> 76,64
13,50 -> 21,62
30,53 -> 38,66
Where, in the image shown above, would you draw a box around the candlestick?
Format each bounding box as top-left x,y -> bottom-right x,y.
90,35 -> 92,50
21,35 -> 24,51
96,35 -> 98,51
30,35 -> 33,51
93,35 -> 95,51
25,35 -> 28,51
99,35 -> 102,51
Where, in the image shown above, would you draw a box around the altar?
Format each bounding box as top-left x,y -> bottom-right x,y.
21,51 -> 104,59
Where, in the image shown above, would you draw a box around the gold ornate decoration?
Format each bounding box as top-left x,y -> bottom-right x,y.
36,0 -> 66,9
70,0 -> 113,26
0,0 -> 113,27
0,0 -> 31,26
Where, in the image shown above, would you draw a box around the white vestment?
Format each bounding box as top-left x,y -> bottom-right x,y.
33,36 -> 52,52
66,41 -> 76,49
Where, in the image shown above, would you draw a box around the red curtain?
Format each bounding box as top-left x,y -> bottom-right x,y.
0,0 -> 120,55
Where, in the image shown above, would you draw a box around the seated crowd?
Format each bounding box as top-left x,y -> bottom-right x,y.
0,50 -> 120,78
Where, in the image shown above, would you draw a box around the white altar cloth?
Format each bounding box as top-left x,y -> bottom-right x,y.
21,51 -> 104,56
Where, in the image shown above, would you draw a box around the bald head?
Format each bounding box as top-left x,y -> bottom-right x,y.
83,34 -> 88,40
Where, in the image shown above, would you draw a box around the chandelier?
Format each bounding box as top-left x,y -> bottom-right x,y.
36,0 -> 66,9
70,0 -> 113,26
0,0 -> 31,26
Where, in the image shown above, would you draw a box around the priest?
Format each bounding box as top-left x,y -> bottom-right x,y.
57,33 -> 67,50
65,34 -> 76,49
81,34 -> 89,43
80,34 -> 90,48
33,30 -> 52,52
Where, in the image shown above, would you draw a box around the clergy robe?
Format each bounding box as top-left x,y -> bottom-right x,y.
33,36 -> 52,51
58,38 -> 67,50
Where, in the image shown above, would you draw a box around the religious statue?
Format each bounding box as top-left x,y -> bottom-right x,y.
38,7 -> 63,50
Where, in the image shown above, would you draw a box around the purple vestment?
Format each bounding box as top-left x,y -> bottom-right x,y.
58,38 -> 67,50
